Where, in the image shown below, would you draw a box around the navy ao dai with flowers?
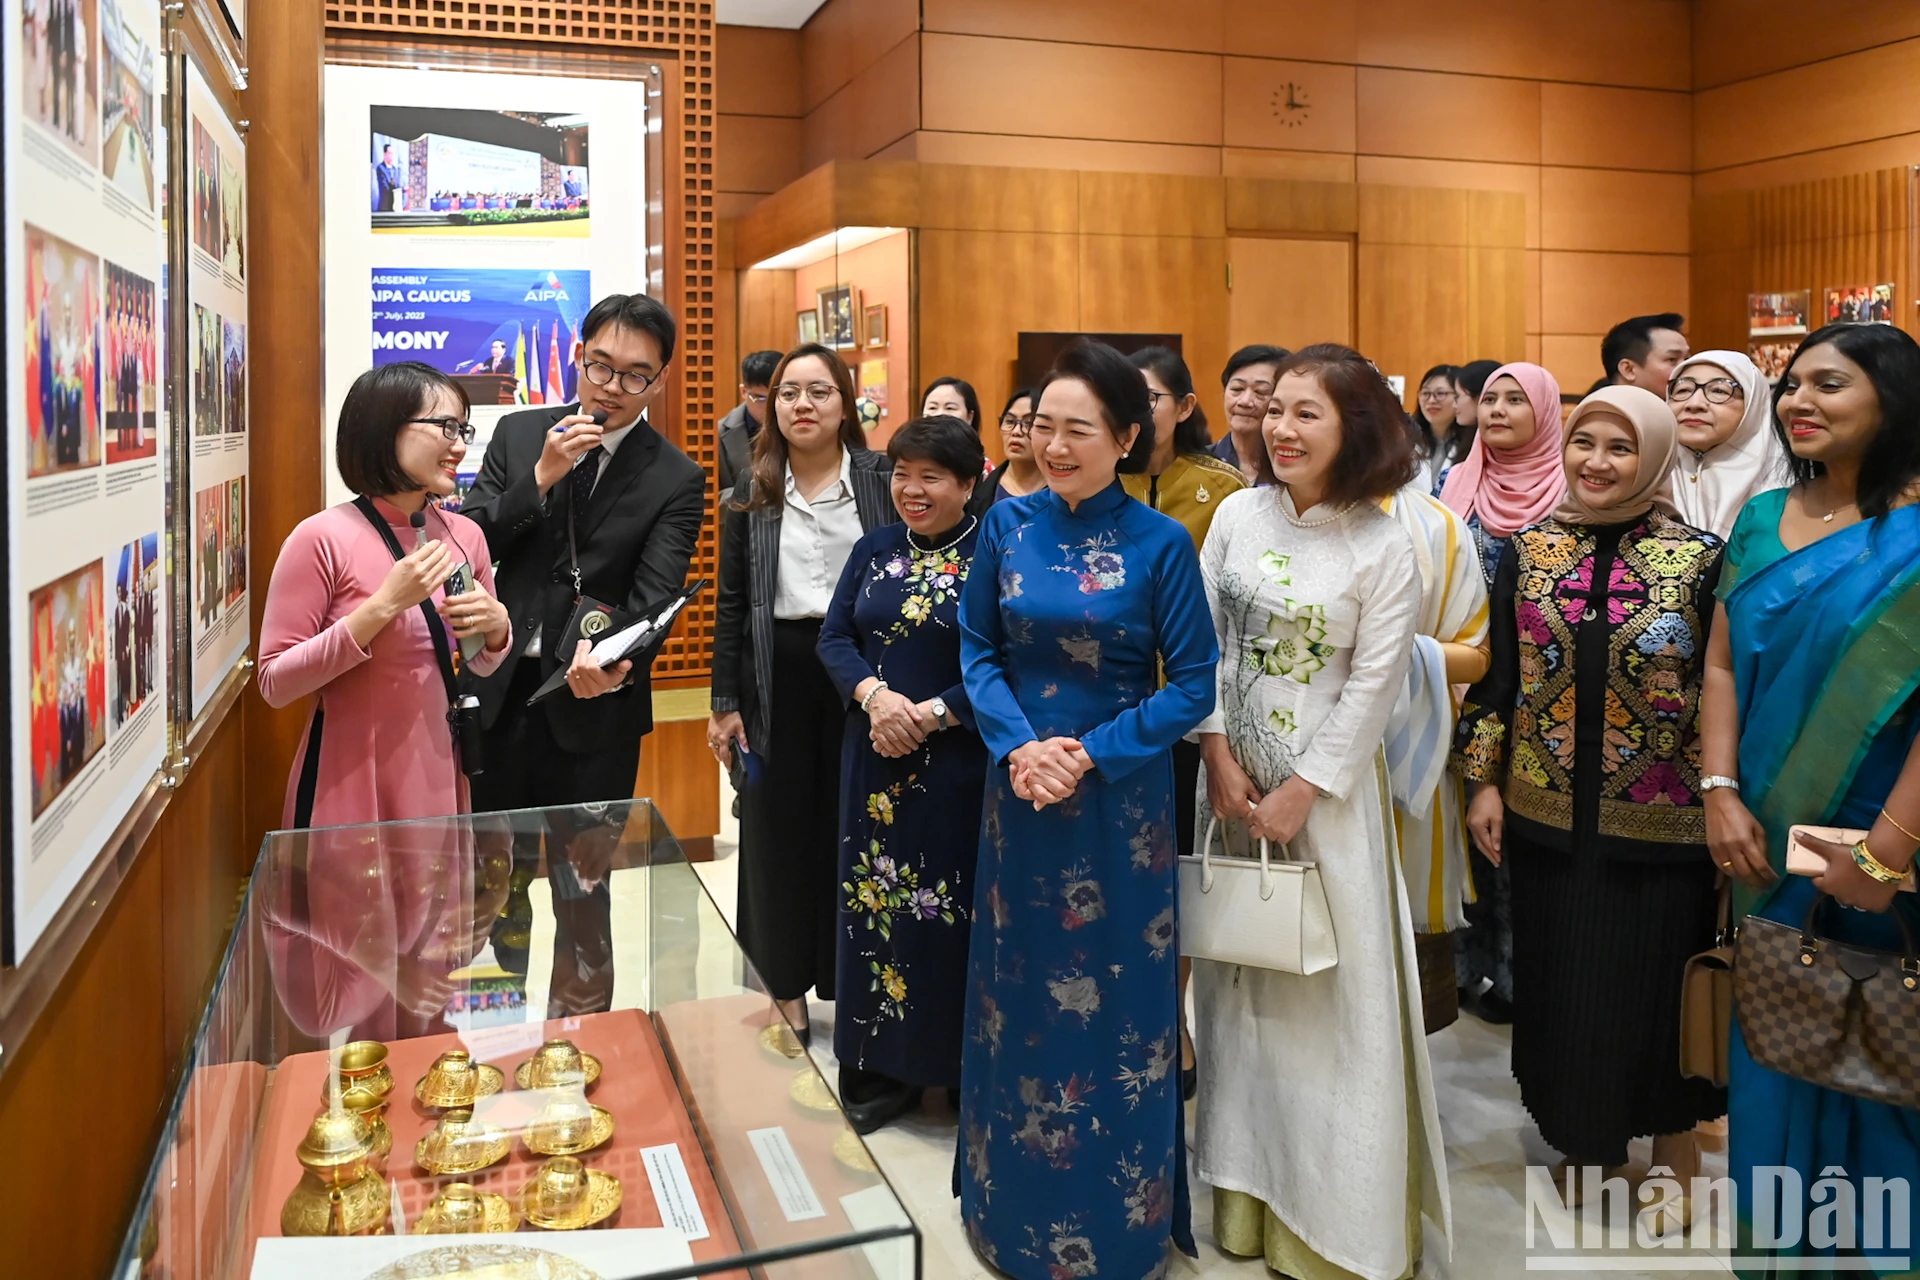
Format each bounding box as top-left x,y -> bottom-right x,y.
954,481 -> 1218,1280
817,518 -> 988,1089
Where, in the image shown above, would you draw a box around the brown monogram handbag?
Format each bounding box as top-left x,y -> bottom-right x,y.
1679,883 -> 1734,1086
1732,892 -> 1920,1109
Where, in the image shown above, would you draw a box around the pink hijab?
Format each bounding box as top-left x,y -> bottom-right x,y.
1439,361 -> 1567,538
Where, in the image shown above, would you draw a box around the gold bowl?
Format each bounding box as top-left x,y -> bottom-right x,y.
280,1167 -> 389,1236
521,1095 -> 616,1156
788,1070 -> 840,1115
415,1107 -> 513,1176
295,1110 -> 378,1186
513,1039 -> 603,1092
521,1156 -> 623,1231
414,1049 -> 507,1110
414,1182 -> 521,1235
758,1024 -> 807,1060
325,1040 -> 395,1104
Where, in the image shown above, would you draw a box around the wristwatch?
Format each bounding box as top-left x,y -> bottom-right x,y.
929,696 -> 950,729
1700,775 -> 1740,794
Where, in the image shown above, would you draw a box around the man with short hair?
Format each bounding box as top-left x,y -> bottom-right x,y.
1212,344 -> 1290,482
374,144 -> 404,213
718,349 -> 781,498
1600,313 -> 1689,395
462,293 -> 705,811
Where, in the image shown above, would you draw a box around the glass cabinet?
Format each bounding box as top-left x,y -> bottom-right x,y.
116,802 -> 919,1279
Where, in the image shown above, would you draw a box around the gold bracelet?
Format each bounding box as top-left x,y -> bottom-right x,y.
1852,840 -> 1909,886
1882,810 -> 1920,844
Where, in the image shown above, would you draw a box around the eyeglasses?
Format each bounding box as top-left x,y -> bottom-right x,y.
1145,390 -> 1170,410
1667,377 -> 1743,405
409,416 -> 477,445
1418,387 -> 1453,401
743,392 -> 768,406
774,382 -> 840,406
582,359 -> 658,396
999,414 -> 1033,434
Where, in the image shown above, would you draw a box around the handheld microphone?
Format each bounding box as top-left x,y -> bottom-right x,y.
591,410 -> 609,427
409,510 -> 428,551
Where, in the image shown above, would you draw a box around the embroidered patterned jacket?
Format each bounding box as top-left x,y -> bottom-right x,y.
1452,510 -> 1724,857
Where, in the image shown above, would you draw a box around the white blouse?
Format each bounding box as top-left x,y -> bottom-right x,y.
773,449 -> 862,620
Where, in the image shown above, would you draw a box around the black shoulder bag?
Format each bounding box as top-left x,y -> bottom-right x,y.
291,500 -> 484,821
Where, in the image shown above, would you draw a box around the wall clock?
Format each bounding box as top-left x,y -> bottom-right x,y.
1270,82 -> 1311,128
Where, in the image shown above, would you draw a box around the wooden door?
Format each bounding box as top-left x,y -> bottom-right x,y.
1227,236 -> 1353,352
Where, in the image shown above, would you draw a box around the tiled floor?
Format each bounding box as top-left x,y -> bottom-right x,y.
697,773 -> 1732,1279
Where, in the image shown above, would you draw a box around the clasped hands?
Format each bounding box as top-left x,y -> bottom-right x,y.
1009,737 -> 1092,809
864,685 -> 945,758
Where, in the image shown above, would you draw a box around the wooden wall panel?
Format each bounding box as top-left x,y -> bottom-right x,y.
0,822 -> 166,1280
1222,148 -> 1358,183
1694,39 -> 1920,175
906,131 -> 1222,178
1535,0 -> 1690,91
920,32 -> 1224,147
1219,0 -> 1357,64
160,714 -> 248,1057
737,266 -> 797,360
1354,67 -> 1541,164
717,114 -> 804,198
1539,83 -> 1691,173
1354,156 -> 1539,247
800,0 -> 920,114
1540,168 -> 1691,254
917,227 -> 1081,460
922,0 -> 1226,53
1229,237 -> 1354,349
1541,333 -> 1607,396
1539,250 -> 1691,334
803,30 -> 920,168
1357,244 -> 1526,398
1079,235 -> 1232,386
635,719 -> 720,854
1691,0 -> 1920,90
716,24 -> 803,117
1077,171 -> 1226,238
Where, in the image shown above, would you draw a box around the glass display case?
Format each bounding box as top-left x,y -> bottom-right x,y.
115,802 -> 919,1280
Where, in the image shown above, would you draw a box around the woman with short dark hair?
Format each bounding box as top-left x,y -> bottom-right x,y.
955,339 -> 1217,1278
1190,344 -> 1447,1280
258,360 -> 512,829
709,342 -> 897,1045
815,415 -> 988,1133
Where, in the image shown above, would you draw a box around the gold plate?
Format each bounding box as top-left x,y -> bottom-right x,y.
521,1104 -> 616,1156
415,1063 -> 506,1109
522,1169 -> 623,1231
788,1070 -> 840,1114
832,1128 -> 877,1174
415,1185 -> 522,1235
360,1243 -> 602,1280
513,1051 -> 603,1092
416,1118 -> 513,1177
757,1024 -> 806,1060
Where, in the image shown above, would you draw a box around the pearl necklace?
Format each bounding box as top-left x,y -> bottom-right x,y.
906,515 -> 977,555
1281,496 -> 1351,529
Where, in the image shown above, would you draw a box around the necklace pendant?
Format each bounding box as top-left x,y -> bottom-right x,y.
1195,485 -> 1210,504
1823,511 -> 1835,523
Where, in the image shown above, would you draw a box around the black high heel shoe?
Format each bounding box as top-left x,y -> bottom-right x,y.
1181,1063 -> 1197,1101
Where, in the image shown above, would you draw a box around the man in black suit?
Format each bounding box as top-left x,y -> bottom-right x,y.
461,292 -> 704,813
717,349 -> 779,502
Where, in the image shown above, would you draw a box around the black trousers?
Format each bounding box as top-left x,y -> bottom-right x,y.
471,660 -> 644,1016
737,619 -> 845,1003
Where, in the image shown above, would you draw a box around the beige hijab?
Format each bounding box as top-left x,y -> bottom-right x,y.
1552,384 -> 1680,527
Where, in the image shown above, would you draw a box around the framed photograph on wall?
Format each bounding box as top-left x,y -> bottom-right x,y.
864,303 -> 888,348
797,309 -> 819,345
817,284 -> 859,350
1823,283 -> 1896,325
1747,290 -> 1810,338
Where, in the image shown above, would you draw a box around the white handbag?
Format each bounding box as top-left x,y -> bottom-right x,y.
1178,814 -> 1337,975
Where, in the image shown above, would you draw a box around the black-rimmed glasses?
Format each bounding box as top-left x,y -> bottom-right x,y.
999,414 -> 1033,434
1667,377 -> 1743,405
410,416 -> 477,445
583,359 -> 659,396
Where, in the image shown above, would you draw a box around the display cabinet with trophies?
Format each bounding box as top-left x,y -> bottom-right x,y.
115,802 -> 919,1279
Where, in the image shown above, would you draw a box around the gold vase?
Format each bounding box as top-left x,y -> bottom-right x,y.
282,1111 -> 388,1236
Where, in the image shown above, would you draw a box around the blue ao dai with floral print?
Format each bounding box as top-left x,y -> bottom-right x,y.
954,480 -> 1217,1280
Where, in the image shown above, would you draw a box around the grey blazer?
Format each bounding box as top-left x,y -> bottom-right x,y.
710,449 -> 896,756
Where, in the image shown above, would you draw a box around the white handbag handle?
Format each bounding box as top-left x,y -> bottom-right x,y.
1198,813 -> 1277,901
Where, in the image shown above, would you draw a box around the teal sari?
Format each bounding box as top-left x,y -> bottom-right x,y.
1724,496 -> 1920,1278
